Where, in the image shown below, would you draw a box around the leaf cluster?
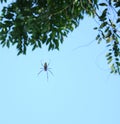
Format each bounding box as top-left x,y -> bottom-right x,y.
0,0 -> 97,55
94,1 -> 120,74
0,0 -> 120,75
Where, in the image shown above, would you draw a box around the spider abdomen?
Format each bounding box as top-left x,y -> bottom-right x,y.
44,62 -> 48,71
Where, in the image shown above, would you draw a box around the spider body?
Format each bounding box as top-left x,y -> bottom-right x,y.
38,62 -> 53,80
44,62 -> 47,71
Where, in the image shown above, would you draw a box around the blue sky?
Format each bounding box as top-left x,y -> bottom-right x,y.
0,1 -> 120,124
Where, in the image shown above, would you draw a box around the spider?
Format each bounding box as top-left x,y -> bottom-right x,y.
38,62 -> 53,80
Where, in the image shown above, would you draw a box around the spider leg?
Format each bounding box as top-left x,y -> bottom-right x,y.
48,69 -> 54,76
47,71 -> 49,81
37,70 -> 43,75
47,59 -> 51,67
48,67 -> 52,69
40,60 -> 45,67
41,62 -> 44,67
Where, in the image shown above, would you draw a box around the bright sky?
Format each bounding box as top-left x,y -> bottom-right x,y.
0,1 -> 120,124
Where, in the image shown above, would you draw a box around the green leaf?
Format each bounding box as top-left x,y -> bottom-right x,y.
93,27 -> 98,30
114,2 -> 120,8
118,10 -> 120,16
99,3 -> 107,6
105,30 -> 111,38
0,0 -> 7,3
105,27 -> 109,32
106,44 -> 111,47
115,58 -> 119,61
38,40 -> 41,48
100,21 -> 108,28
116,62 -> 120,66
110,64 -> 115,73
96,34 -> 100,40
17,50 -> 22,56
106,37 -> 112,43
99,8 -> 107,21
32,44 -> 37,51
6,40 -> 10,48
51,31 -> 56,39
48,42 -> 53,51
97,37 -> 102,44
107,56 -> 112,64
116,18 -> 120,23
106,52 -> 112,57
23,45 -> 26,55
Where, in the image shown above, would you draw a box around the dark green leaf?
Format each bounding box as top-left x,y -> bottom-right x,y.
118,10 -> 120,16
107,56 -> 112,64
38,40 -> 41,48
6,40 -> 10,48
99,8 -> 107,21
114,2 -> 120,7
116,18 -> 120,23
105,27 -> 109,32
116,62 -> 120,66
110,64 -> 115,72
100,22 -> 108,28
96,34 -> 100,40
105,30 -> 111,38
93,27 -> 98,30
32,44 -> 37,51
99,3 -> 107,6
17,50 -> 22,56
106,52 -> 112,57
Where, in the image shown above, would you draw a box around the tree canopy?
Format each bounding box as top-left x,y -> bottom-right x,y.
0,0 -> 120,74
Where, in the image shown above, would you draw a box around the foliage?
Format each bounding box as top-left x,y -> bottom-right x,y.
0,0 -> 7,3
94,0 -> 120,74
0,0 -> 120,74
0,0 -> 97,55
